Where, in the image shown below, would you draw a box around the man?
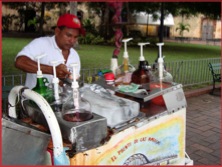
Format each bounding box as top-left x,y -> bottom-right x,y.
15,13 -> 85,89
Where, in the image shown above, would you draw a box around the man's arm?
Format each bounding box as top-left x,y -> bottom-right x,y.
15,56 -> 71,78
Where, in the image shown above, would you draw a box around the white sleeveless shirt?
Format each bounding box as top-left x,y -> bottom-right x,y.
16,35 -> 81,89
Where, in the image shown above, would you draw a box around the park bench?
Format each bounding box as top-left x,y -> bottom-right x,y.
175,37 -> 191,43
208,62 -> 221,94
206,38 -> 221,45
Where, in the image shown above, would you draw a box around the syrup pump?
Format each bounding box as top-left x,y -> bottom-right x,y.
138,42 -> 150,62
50,60 -> 64,105
131,42 -> 151,91
62,63 -> 92,122
157,43 -> 164,81
32,54 -> 54,103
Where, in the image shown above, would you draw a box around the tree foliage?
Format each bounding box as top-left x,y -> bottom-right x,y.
127,2 -> 220,19
176,23 -> 190,37
2,2 -> 221,37
2,2 -> 69,34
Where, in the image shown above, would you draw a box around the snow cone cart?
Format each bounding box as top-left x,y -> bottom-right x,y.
2,42 -> 193,165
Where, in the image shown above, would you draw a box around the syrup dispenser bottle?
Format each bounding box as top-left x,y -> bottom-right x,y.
62,63 -> 92,122
150,43 -> 172,106
153,43 -> 173,83
116,38 -> 135,76
131,42 -> 151,91
32,54 -> 54,103
122,38 -> 132,74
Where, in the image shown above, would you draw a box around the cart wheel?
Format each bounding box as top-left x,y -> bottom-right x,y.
123,153 -> 150,165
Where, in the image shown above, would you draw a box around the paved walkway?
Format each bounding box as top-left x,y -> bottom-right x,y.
186,89 -> 221,165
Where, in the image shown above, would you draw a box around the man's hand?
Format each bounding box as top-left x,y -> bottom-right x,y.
56,64 -> 71,79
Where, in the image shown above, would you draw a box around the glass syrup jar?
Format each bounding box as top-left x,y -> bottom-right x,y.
62,89 -> 92,122
61,63 -> 93,122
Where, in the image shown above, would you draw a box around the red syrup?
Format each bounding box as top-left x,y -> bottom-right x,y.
63,110 -> 93,122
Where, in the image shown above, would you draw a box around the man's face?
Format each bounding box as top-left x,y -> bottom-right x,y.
55,27 -> 80,51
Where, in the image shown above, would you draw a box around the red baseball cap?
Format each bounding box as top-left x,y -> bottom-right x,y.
57,13 -> 85,35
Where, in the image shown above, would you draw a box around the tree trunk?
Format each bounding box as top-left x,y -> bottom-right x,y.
159,2 -> 164,43
70,2 -> 77,15
125,2 -> 130,36
103,3 -> 110,40
70,2 -> 79,49
146,12 -> 149,37
39,2 -> 45,36
59,3 -> 67,15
